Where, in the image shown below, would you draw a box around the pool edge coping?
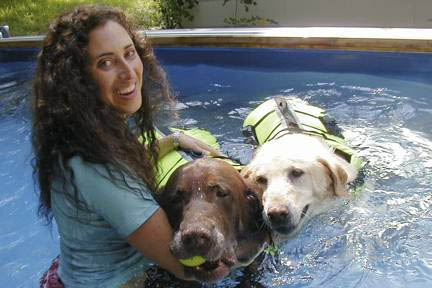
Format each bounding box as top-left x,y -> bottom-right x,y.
1,27 -> 432,52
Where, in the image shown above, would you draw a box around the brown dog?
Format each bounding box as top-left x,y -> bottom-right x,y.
157,158 -> 269,283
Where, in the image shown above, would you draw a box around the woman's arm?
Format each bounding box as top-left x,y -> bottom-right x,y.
70,158 -> 193,280
157,132 -> 224,159
127,208 -> 193,281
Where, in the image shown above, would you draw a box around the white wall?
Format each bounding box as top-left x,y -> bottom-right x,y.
184,0 -> 432,28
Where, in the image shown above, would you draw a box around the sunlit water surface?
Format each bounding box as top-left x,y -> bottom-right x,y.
1,48 -> 431,287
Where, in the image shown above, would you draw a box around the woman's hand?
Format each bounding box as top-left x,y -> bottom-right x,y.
157,132 -> 226,160
176,132 -> 225,157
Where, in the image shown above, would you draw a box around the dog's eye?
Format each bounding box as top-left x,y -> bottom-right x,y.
245,189 -> 257,201
216,190 -> 229,198
291,168 -> 304,178
210,185 -> 229,198
245,189 -> 260,213
216,188 -> 229,198
256,176 -> 267,185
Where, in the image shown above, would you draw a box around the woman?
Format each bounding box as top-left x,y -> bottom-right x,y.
33,5 -> 221,287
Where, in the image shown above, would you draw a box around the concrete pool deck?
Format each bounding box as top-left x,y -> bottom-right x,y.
1,27 -> 432,52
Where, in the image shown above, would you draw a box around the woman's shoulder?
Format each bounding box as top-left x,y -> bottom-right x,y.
66,155 -> 117,183
62,156 -> 123,196
65,155 -> 150,195
61,156 -> 159,238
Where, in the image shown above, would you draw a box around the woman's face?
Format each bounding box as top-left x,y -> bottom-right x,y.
88,20 -> 143,115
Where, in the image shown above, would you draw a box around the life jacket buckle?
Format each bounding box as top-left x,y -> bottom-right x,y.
274,97 -> 303,134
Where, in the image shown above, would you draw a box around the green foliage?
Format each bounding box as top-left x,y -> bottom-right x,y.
156,0 -> 276,28
0,0 -> 164,36
128,0 -> 163,30
0,0 -> 278,35
158,0 -> 199,29
222,0 -> 278,27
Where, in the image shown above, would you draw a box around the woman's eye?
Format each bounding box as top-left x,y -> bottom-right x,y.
291,168 -> 304,178
98,59 -> 113,69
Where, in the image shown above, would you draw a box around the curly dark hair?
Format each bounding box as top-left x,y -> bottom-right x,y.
32,5 -> 174,223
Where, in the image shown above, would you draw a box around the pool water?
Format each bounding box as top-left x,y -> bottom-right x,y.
1,48 -> 431,288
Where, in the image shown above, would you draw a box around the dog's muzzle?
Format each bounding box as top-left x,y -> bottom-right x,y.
266,204 -> 310,235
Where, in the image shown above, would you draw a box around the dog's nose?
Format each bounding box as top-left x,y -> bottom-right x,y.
181,227 -> 212,251
267,206 -> 292,226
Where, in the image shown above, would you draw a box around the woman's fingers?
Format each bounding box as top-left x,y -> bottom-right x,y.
200,145 -> 225,157
179,133 -> 225,157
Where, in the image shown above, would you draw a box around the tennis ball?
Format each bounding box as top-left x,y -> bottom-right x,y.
179,256 -> 206,267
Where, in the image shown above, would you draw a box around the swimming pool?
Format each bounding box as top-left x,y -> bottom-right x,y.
1,47 -> 432,288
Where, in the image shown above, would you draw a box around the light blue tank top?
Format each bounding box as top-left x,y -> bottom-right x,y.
51,156 -> 160,287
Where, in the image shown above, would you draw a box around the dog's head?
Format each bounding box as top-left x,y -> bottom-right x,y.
242,134 -> 357,242
157,158 -> 267,282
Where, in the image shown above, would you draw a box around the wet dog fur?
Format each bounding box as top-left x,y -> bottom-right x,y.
241,133 -> 357,243
156,158 -> 269,283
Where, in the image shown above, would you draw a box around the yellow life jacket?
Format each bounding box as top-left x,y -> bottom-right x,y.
242,97 -> 363,172
141,97 -> 362,190
139,128 -> 242,190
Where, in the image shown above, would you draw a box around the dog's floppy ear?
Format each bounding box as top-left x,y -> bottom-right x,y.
317,158 -> 355,197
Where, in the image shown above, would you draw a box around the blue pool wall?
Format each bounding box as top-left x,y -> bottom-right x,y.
2,47 -> 432,85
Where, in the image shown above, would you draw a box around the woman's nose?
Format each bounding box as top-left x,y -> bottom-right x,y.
118,59 -> 133,80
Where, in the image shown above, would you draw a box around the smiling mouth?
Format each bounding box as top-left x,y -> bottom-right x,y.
117,83 -> 136,98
